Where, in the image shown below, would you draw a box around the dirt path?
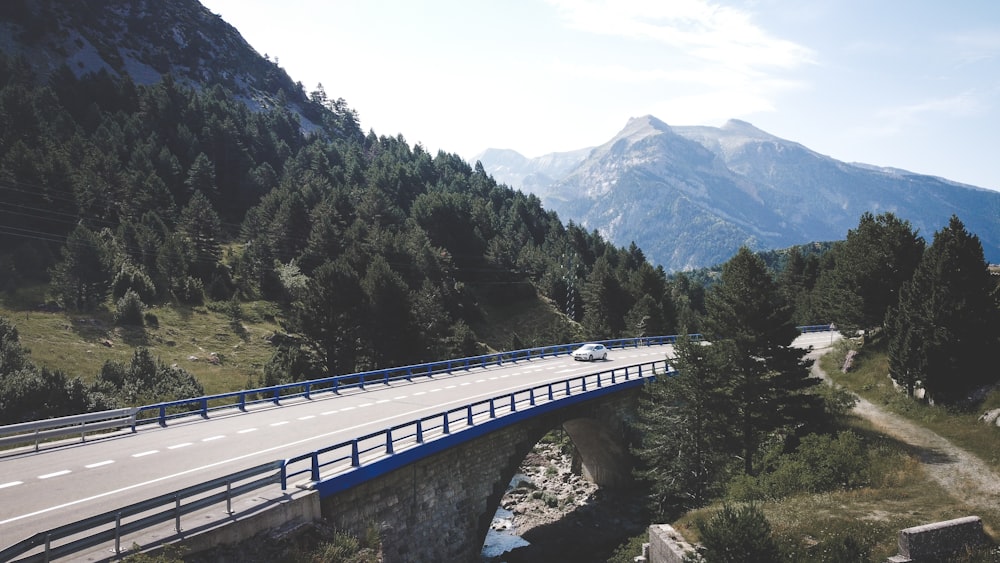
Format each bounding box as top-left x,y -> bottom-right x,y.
810,348 -> 1000,513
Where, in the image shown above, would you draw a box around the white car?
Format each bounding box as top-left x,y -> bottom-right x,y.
571,343 -> 608,361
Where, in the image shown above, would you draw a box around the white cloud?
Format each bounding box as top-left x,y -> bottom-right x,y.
546,0 -> 815,72
858,92 -> 986,138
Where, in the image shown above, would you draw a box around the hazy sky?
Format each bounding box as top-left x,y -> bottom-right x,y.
200,0 -> 1000,190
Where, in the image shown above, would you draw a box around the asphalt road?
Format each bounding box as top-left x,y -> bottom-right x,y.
0,331 -> 838,551
0,344 -> 674,548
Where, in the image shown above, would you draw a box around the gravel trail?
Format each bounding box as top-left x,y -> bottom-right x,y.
811,348 -> 1000,513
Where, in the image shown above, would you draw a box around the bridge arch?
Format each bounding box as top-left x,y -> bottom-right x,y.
318,388 -> 642,562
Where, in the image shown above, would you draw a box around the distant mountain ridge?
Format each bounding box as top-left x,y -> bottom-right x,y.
476,116 -> 1000,270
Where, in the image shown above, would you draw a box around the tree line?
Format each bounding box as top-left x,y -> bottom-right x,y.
0,53 -> 698,423
634,210 -> 1000,534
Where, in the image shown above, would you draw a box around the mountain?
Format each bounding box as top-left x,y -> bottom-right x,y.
0,0 -> 357,136
475,147 -> 593,196
478,116 -> 1000,271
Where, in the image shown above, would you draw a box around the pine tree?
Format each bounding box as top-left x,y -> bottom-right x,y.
704,247 -> 820,475
887,216 -> 997,402
51,224 -> 113,311
293,258 -> 365,376
634,336 -> 736,517
819,212 -> 924,333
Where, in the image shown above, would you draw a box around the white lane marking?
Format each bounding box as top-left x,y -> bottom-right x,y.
393,396 -> 407,400
445,385 -> 456,389
413,392 -> 426,396
499,375 -> 509,379
359,403 -> 373,408
167,443 -> 192,450
476,379 -> 486,383
270,421 -> 289,427
38,470 -> 71,479
132,450 -> 159,458
85,460 -> 114,469
341,406 -> 355,411
238,428 -> 257,434
320,410 -> 338,415
489,377 -> 498,380
0,481 -> 23,489
0,356 -> 667,527
375,399 -> 390,404
460,382 -> 471,386
298,415 -> 316,421
429,388 -> 442,393
203,435 -> 225,442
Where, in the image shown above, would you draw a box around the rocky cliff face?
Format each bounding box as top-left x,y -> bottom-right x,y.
478,117 -> 1000,271
0,0 -> 335,131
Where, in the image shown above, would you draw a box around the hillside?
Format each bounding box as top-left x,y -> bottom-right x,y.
0,1 -> 686,423
477,117 -> 1000,271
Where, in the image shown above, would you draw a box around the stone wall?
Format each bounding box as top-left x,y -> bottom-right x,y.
319,390 -> 641,562
887,516 -> 989,562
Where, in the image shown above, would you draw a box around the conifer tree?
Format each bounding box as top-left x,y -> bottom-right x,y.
704,247 -> 820,475
818,212 -> 924,333
887,215 -> 997,402
51,224 -> 113,311
634,336 -> 736,517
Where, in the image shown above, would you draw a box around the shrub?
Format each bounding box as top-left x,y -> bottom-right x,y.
697,503 -> 781,563
728,432 -> 870,501
114,289 -> 146,326
112,264 -> 156,302
175,276 -> 204,304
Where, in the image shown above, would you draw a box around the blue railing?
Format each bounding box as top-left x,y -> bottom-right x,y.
131,334 -> 698,428
280,358 -> 673,493
2,327 -> 837,559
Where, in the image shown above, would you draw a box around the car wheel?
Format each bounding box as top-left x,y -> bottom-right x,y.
588,354 -> 594,361
602,352 -> 607,360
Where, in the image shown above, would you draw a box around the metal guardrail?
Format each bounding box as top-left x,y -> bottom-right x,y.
0,408 -> 137,452
130,334 -> 697,428
0,461 -> 283,563
0,359 -> 672,562
281,359 -> 672,490
0,328 -> 831,560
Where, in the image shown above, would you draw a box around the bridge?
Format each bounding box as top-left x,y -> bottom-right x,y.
0,329 -> 836,561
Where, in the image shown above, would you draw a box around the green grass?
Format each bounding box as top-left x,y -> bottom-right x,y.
674,417 -> 1000,560
1,285 -> 284,395
822,338 -> 1000,472
650,339 -> 1000,561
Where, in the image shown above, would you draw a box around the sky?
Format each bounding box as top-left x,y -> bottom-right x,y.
199,0 -> 1000,191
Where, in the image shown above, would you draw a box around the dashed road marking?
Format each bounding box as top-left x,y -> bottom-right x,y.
321,410 -> 338,415
238,428 -> 257,434
85,460 -> 114,469
0,481 -> 23,489
39,470 -> 71,479
270,421 -> 289,427
376,399 -> 390,404
132,450 -> 158,458
359,403 -> 373,408
298,415 -> 316,420
203,435 -> 225,442
167,442 -> 192,450
393,396 -> 407,400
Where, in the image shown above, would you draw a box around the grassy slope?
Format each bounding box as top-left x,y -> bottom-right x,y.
1,285 -> 580,396
665,345 -> 1000,561
1,285 -> 284,395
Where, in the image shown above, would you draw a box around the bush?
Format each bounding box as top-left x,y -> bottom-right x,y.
112,264 -> 156,302
175,276 -> 204,304
697,503 -> 781,563
728,432 -> 870,501
115,289 -> 146,326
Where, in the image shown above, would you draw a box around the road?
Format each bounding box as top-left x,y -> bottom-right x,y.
0,344 -> 674,548
0,331 -> 837,551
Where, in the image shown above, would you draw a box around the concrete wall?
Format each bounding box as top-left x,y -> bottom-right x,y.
319,389 -> 641,562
